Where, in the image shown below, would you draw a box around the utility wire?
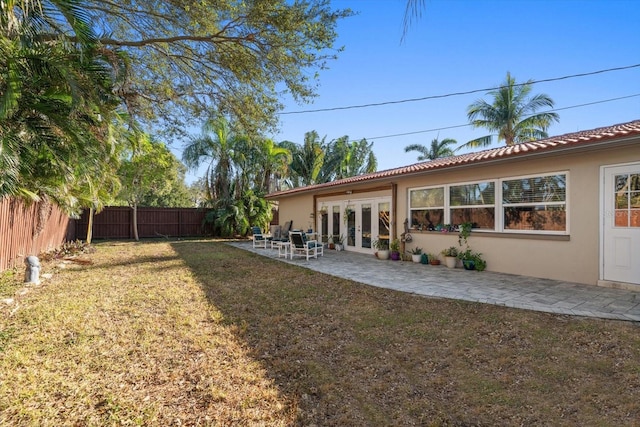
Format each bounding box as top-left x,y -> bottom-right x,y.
358,93 -> 640,142
279,64 -> 640,115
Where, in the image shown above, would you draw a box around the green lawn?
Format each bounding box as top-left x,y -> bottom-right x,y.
1,240 -> 639,426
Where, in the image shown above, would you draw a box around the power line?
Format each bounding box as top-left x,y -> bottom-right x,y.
358,93 -> 640,142
279,64 -> 640,115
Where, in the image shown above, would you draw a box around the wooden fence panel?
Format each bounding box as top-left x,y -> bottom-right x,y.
75,207 -> 207,240
136,208 -> 206,237
0,197 -> 72,271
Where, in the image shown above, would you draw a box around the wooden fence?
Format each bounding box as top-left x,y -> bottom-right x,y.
0,197 -> 74,271
1,200 -> 276,273
74,206 -> 208,240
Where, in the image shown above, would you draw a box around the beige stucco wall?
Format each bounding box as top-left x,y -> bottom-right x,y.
275,194 -> 316,233
273,141 -> 640,285
275,184 -> 393,233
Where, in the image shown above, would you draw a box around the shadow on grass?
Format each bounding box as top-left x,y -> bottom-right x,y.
170,241 -> 640,427
54,241 -> 184,273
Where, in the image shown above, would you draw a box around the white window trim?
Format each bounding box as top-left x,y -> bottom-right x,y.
408,185 -> 445,228
499,171 -> 569,235
449,180 -> 497,231
408,171 -> 570,235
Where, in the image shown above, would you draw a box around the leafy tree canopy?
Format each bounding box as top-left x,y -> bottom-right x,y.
84,0 -> 353,137
116,133 -> 184,208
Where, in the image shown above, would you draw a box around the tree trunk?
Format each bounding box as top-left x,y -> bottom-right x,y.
132,203 -> 139,241
86,207 -> 94,244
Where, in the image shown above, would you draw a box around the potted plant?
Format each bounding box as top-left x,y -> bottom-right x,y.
428,253 -> 441,265
458,249 -> 487,271
441,246 -> 458,268
458,222 -> 473,247
334,234 -> 345,251
408,247 -> 423,263
389,238 -> 401,260
373,237 -> 390,260
327,235 -> 335,250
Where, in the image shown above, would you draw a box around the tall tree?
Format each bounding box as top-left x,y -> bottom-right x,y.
82,0 -> 352,137
282,131 -> 326,187
2,0 -> 351,216
183,117 -> 241,202
1,0 -> 124,212
254,138 -> 291,194
117,133 -> 180,241
462,72 -> 560,150
322,136 -> 377,181
136,162 -> 193,208
404,137 -> 457,161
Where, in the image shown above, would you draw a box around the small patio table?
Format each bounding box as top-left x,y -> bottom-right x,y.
273,241 -> 291,259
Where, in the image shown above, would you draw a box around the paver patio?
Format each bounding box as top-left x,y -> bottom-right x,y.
230,241 -> 640,322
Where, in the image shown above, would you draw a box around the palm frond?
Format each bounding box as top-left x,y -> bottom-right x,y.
456,135 -> 493,152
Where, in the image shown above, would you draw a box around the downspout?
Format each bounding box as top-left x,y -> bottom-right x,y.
312,194 -> 317,231
391,182 -> 397,241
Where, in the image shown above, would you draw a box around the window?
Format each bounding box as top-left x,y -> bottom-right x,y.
409,187 -> 444,229
408,171 -> 569,234
614,173 -> 640,227
320,209 -> 329,242
449,182 -> 495,229
378,202 -> 390,245
332,206 -> 340,237
502,173 -> 567,232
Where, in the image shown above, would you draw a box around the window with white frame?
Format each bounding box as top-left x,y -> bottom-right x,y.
408,172 -> 568,234
449,182 -> 495,230
502,173 -> 567,232
409,186 -> 444,229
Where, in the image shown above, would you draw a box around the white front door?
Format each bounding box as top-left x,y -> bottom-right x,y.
602,164 -> 640,285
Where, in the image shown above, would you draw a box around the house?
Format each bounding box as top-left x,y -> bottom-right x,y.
266,120 -> 640,289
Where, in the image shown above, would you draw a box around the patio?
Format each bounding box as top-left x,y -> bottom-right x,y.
229,241 -> 640,322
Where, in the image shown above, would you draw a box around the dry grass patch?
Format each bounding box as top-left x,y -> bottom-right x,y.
0,241 -> 293,426
1,240 -> 640,426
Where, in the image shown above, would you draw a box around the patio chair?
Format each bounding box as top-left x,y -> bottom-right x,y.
251,226 -> 270,249
271,220 -> 292,243
289,230 -> 323,260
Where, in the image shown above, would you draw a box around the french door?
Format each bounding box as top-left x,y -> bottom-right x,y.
319,198 -> 391,253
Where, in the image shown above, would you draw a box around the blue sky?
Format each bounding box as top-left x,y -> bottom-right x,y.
181,0 -> 640,183
268,0 -> 640,171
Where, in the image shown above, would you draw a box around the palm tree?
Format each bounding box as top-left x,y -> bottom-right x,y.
461,72 -> 560,150
405,137 -> 457,161
1,0 -> 123,212
255,138 -> 291,194
319,136 -> 377,182
183,116 -> 241,202
281,131 -> 326,187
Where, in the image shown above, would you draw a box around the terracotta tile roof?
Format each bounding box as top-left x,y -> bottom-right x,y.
266,119 -> 640,198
